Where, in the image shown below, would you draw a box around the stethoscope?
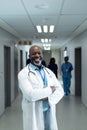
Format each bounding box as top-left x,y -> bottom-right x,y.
28,65 -> 52,78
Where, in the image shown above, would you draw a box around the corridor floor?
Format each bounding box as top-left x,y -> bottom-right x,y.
0,94 -> 87,130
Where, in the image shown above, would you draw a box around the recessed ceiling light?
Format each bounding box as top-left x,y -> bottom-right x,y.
43,44 -> 51,50
45,38 -> 48,42
41,38 -> 52,43
43,25 -> 48,33
41,39 -> 44,43
36,25 -> 42,33
49,39 -> 52,42
49,25 -> 54,33
36,25 -> 54,33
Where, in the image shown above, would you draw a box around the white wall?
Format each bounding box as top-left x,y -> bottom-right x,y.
61,30 -> 87,107
0,27 -> 18,116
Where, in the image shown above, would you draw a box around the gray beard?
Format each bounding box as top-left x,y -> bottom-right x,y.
33,60 -> 42,66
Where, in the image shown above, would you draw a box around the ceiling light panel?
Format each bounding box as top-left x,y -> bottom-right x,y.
36,25 -> 54,33
49,39 -> 52,42
43,25 -> 48,33
45,38 -> 48,42
41,39 -> 44,43
50,25 -> 54,33
36,25 -> 42,33
41,38 -> 52,43
43,43 -> 51,50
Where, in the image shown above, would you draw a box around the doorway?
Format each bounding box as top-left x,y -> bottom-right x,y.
4,46 -> 11,108
75,47 -> 81,97
20,50 -> 23,70
14,46 -> 18,98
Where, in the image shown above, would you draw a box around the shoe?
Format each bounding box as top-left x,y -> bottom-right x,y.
65,93 -> 68,96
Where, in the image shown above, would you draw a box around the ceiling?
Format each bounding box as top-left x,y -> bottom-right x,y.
0,0 -> 87,49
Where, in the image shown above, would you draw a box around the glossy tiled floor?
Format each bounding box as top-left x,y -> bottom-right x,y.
0,94 -> 87,130
0,94 -> 23,130
57,95 -> 87,130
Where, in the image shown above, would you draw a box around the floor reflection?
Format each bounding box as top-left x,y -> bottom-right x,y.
0,94 -> 87,130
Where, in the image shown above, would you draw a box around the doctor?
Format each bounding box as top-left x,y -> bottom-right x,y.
18,45 -> 64,130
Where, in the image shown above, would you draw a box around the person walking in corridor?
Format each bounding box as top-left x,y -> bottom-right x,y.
48,57 -> 58,78
61,56 -> 73,96
18,45 -> 64,130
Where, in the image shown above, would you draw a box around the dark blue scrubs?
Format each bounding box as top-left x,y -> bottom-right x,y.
61,62 -> 73,95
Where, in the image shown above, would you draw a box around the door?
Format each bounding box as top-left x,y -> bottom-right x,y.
20,50 -> 23,70
75,47 -> 81,96
26,51 -> 28,65
14,46 -> 18,98
4,46 -> 11,108
0,46 -> 4,114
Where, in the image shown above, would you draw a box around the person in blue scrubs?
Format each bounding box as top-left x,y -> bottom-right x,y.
61,56 -> 73,95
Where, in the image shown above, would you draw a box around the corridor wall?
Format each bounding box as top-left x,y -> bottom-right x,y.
61,29 -> 87,107
0,27 -> 19,116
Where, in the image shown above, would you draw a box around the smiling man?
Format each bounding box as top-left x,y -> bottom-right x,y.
18,45 -> 64,130
29,45 -> 43,66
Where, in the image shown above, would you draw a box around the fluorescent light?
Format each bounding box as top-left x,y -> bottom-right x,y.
43,44 -> 51,50
41,39 -> 44,43
49,39 -> 52,42
36,25 -> 42,33
45,38 -> 48,42
49,25 -> 54,33
36,25 -> 54,33
43,25 -> 48,33
41,38 -> 52,43
43,44 -> 51,47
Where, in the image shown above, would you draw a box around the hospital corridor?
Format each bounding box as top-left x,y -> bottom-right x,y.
0,93 -> 87,130
0,0 -> 87,130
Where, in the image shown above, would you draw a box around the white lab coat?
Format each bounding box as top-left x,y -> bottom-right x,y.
18,65 -> 64,130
